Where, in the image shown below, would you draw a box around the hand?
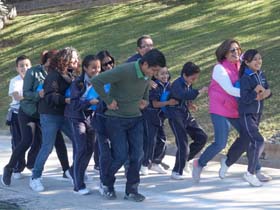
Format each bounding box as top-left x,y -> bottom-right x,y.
168,99 -> 179,106
90,99 -> 99,105
107,99 -> 118,110
39,90 -> 44,98
254,85 -> 265,93
65,98 -> 71,104
188,102 -> 198,112
199,86 -> 208,94
262,89 -> 271,99
139,99 -> 149,109
150,80 -> 158,89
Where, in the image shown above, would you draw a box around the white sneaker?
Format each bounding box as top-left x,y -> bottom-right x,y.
219,157 -> 229,179
29,178 -> 44,192
256,171 -> 272,182
140,166 -> 149,176
243,172 -> 263,187
150,164 -> 167,174
171,172 -> 187,180
13,172 -> 22,180
74,188 -> 90,195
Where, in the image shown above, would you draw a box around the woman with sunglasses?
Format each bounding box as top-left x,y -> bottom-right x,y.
192,39 -> 243,183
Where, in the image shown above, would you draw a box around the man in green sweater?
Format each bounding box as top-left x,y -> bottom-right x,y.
91,49 -> 166,202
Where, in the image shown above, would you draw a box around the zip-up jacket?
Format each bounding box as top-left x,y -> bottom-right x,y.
239,68 -> 271,114
64,74 -> 93,120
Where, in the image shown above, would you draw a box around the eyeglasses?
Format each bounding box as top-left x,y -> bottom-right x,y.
229,47 -> 241,53
140,44 -> 154,49
102,60 -> 114,67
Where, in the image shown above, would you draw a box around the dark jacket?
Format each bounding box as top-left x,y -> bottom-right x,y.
239,68 -> 271,114
126,53 -> 142,63
38,69 -> 72,115
64,74 -> 93,120
20,65 -> 47,119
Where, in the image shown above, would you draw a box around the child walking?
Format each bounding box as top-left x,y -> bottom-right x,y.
65,55 -> 101,195
141,67 -> 178,175
167,62 -> 208,180
238,49 -> 271,187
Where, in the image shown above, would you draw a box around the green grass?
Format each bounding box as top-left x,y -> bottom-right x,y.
0,0 -> 279,144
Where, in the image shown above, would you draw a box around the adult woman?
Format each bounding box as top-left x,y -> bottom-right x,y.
192,39 -> 242,182
30,47 -> 80,192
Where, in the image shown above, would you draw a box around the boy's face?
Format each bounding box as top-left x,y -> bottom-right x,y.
141,62 -> 161,78
155,67 -> 169,83
184,73 -> 200,85
16,59 -> 31,78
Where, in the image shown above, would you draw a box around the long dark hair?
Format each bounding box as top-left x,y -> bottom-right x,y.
239,49 -> 259,78
97,50 -> 115,72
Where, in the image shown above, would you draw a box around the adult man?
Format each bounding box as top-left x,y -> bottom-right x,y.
91,49 -> 166,202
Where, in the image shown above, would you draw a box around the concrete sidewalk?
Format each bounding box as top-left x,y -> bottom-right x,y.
0,134 -> 280,210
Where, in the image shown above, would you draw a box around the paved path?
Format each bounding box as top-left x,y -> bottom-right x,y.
0,134 -> 279,210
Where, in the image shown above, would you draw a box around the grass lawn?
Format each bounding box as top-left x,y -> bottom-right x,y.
0,0 -> 279,145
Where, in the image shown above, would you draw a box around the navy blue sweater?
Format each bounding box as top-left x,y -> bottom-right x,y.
239,68 -> 271,114
64,74 -> 93,120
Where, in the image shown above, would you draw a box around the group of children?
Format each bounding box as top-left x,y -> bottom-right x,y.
1,35 -> 272,202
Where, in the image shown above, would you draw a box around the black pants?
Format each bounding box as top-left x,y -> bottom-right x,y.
240,113 -> 264,174
142,117 -> 167,167
169,111 -> 207,175
72,118 -> 95,191
6,108 -> 41,170
9,112 -> 25,172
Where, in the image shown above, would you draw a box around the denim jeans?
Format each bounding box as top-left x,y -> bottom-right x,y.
199,114 -> 240,167
103,115 -> 144,194
32,114 -> 73,179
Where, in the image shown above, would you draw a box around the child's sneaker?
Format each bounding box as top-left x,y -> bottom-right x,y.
192,158 -> 203,183
1,166 -> 13,186
256,171 -> 272,182
74,188 -> 90,195
29,178 -> 44,192
150,163 -> 167,174
13,172 -> 22,180
171,172 -> 187,180
124,192 -> 145,202
140,166 -> 149,176
219,157 -> 229,179
243,172 -> 262,187
184,161 -> 192,173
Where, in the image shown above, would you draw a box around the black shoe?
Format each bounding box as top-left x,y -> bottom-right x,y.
1,166 -> 13,186
103,186 -> 117,200
124,192 -> 145,202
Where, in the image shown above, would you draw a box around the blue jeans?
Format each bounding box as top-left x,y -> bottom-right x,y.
104,116 -> 144,194
32,114 -> 73,179
199,114 -> 240,167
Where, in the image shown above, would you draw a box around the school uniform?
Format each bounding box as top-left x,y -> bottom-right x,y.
7,75 -> 25,172
142,79 -> 169,167
238,68 -> 271,174
167,76 -> 207,175
65,74 -> 95,191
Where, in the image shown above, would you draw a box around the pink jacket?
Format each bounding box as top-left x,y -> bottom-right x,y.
208,60 -> 240,118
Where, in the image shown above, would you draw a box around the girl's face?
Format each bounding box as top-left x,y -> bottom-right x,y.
69,51 -> 79,69
16,59 -> 31,79
101,56 -> 114,71
84,60 -> 101,78
184,73 -> 200,85
155,67 -> 169,83
225,42 -> 241,63
246,53 -> 262,72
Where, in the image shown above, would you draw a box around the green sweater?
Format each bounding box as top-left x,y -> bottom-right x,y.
20,65 -> 47,118
91,61 -> 150,118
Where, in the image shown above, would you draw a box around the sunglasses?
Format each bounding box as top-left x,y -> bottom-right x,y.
102,60 -> 114,67
229,47 -> 241,53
